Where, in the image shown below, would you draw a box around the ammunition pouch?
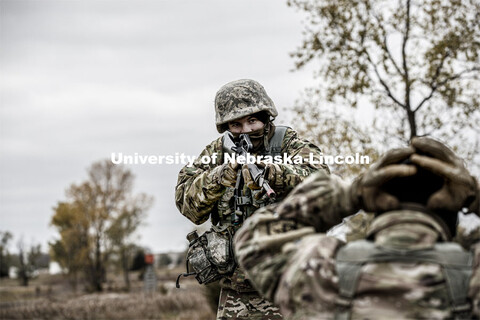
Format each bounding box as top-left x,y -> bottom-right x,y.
176,229 -> 236,288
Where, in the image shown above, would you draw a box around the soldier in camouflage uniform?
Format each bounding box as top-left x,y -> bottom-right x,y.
235,137 -> 480,319
175,79 -> 329,319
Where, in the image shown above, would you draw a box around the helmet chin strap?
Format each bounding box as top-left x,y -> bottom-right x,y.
263,122 -> 271,151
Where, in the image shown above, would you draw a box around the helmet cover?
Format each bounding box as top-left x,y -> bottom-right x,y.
215,79 -> 278,133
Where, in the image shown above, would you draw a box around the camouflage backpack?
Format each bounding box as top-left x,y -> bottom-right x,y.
335,239 -> 473,320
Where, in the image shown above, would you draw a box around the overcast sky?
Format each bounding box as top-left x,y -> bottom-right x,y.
0,0 -> 322,253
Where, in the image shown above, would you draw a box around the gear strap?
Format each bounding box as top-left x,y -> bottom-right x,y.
219,126 -> 289,226
334,240 -> 473,320
262,125 -> 288,157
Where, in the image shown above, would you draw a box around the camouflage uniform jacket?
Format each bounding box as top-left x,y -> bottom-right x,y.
235,172 -> 480,319
175,127 -> 329,226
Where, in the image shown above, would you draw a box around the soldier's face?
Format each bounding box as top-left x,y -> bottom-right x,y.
228,115 -> 264,134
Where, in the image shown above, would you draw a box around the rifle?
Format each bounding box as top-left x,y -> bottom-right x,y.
223,132 -> 276,225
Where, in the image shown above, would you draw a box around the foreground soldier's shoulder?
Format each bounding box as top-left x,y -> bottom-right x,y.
284,233 -> 343,257
327,212 -> 374,242
294,171 -> 339,189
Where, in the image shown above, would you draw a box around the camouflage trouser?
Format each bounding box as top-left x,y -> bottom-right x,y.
216,287 -> 283,319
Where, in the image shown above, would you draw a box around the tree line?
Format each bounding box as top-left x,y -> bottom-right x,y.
0,231 -> 48,286
1,160 -> 181,292
50,160 -> 153,292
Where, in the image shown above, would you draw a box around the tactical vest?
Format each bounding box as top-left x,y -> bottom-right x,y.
214,126 -> 289,227
334,240 -> 473,320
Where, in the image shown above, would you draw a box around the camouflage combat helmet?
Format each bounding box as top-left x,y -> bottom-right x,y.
215,79 -> 278,133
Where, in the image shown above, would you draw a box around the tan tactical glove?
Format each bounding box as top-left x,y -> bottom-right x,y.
241,162 -> 278,191
410,137 -> 478,213
351,146 -> 417,212
218,161 -> 240,188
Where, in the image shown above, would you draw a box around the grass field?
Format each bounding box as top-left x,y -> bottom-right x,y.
0,268 -> 216,320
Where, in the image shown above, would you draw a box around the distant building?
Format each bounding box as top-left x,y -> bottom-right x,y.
8,266 -> 18,279
49,261 -> 63,274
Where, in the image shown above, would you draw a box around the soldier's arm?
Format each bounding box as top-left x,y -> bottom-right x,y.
235,173 -> 357,303
275,170 -> 359,232
267,128 -> 330,196
234,205 -> 344,317
175,140 -> 225,225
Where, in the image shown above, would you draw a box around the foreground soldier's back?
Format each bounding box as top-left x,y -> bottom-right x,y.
235,137 -> 480,319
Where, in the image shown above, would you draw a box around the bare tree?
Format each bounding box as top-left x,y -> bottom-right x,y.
106,194 -> 152,290
292,88 -> 380,178
16,238 -> 41,286
288,0 -> 480,171
0,231 -> 13,278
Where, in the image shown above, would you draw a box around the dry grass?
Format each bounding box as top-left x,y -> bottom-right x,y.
1,289 -> 213,320
0,270 -> 216,320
